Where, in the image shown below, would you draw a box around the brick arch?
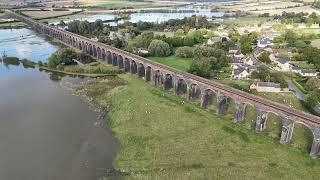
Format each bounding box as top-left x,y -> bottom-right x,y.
137,63 -> 145,77
124,58 -> 130,72
93,45 -> 97,57
106,51 -> 112,64
186,82 -> 201,101
112,53 -> 118,66
145,66 -> 152,81
200,88 -> 217,108
163,73 -> 174,90
130,60 -> 137,74
101,48 -> 106,61
118,55 -> 124,69
97,47 -> 102,59
175,77 -> 188,95
153,69 -> 163,86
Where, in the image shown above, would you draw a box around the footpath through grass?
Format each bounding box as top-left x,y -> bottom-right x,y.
77,74 -> 320,179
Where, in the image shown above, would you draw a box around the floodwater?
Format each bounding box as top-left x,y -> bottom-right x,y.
0,28 -> 118,179
54,6 -> 224,26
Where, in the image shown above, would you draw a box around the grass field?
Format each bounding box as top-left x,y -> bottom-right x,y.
224,16 -> 271,26
74,74 -> 319,179
148,56 -> 192,71
311,39 -> 320,48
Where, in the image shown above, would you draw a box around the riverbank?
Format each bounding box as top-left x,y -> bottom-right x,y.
1,56 -> 122,77
72,74 -> 320,179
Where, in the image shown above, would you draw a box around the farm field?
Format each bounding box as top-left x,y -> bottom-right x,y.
21,9 -> 82,19
77,0 -> 173,8
222,1 -> 320,15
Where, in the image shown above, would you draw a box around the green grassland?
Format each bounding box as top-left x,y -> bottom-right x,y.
224,16 -> 271,26
148,56 -> 192,71
75,74 -> 319,179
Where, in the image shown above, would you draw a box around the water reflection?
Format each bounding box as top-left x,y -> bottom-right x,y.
0,28 -> 118,179
0,28 -> 59,62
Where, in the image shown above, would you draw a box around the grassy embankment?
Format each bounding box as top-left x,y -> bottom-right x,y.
74,74 -> 319,179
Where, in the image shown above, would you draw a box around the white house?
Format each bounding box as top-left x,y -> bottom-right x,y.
231,65 -> 250,79
299,69 -> 318,77
311,24 -> 320,29
274,58 -> 292,71
229,46 -> 240,55
250,81 -> 286,92
298,23 -> 307,29
291,66 -> 301,73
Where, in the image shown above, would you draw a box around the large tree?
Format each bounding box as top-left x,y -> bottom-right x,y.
148,40 -> 171,57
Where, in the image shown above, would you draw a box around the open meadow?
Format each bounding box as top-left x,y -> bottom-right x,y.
74,74 -> 320,179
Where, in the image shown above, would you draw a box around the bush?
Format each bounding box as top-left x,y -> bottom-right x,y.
305,89 -> 320,108
175,46 -> 194,58
148,40 -> 171,57
47,48 -> 77,68
258,52 -> 271,64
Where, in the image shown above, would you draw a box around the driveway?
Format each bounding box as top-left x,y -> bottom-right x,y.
286,80 -> 305,100
286,80 -> 320,115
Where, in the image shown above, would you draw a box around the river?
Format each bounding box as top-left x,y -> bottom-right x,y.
0,28 -> 118,179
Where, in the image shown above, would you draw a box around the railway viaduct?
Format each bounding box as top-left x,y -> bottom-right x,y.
7,10 -> 320,157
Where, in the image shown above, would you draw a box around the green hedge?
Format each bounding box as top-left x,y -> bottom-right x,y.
292,79 -> 308,94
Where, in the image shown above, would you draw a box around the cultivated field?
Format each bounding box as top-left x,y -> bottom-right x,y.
222,1 -> 320,15
21,9 -> 82,19
77,0 -> 175,8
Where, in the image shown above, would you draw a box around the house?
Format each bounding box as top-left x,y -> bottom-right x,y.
299,69 -> 318,77
250,81 -> 285,92
274,58 -> 292,71
232,66 -> 250,79
311,24 -> 320,29
230,56 -> 242,64
133,48 -> 149,56
298,23 -> 307,29
229,46 -> 240,55
291,66 -> 301,73
244,56 -> 254,66
220,32 -> 230,42
207,37 -> 219,45
257,37 -> 272,48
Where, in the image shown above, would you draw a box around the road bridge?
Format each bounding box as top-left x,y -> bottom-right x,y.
7,10 -> 320,157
